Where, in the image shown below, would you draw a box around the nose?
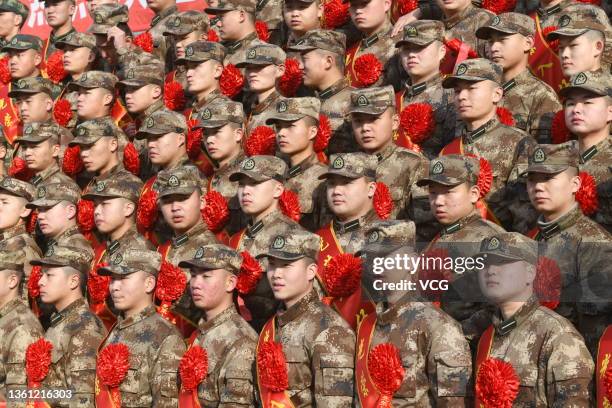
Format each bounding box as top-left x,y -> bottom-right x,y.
94,203 -> 102,217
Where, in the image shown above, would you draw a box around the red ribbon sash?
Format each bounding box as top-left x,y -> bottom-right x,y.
178,332 -> 203,408
597,325 -> 612,408
90,245 -> 116,331
473,325 -> 495,408
355,312 -> 383,408
528,13 -> 566,95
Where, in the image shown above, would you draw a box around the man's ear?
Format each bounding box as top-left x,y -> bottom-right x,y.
306,261 -> 317,281
109,136 -> 118,153
123,200 -> 136,218
68,270 -> 81,291
34,51 -> 42,68
177,132 -> 186,147
570,172 -> 581,194
491,83 -> 503,104
391,111 -> 399,133
469,184 -> 480,204
213,62 -> 223,80
225,272 -> 237,292
151,84 -> 162,99
51,142 -> 61,159
19,205 -> 32,219
366,179 -> 376,199
199,190 -> 206,210
45,96 -> 54,113
524,35 -> 535,53
14,14 -> 23,28
69,3 -> 76,17
234,126 -> 244,144
272,180 -> 284,199
103,91 -> 114,107
144,273 -> 156,294
383,0 -> 391,12
275,64 -> 286,79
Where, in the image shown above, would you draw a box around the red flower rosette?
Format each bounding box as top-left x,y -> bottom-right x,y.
465,154 -> 493,199
245,125 -> 276,156
534,256 -> 561,310
399,103 -> 435,144
278,58 -> 303,97
136,188 -> 159,232
576,171 -> 598,216
322,0 -> 349,29
354,53 -> 383,88
255,20 -> 270,42
28,265 -> 42,299
314,114 -> 332,154
62,145 -> 84,177
577,0 -> 600,4
27,210 -> 38,233
373,182 -> 393,220
279,189 -> 301,222
25,338 -> 53,387
186,119 -> 203,160
88,262 -> 111,307
46,51 -> 67,84
0,56 -> 10,85
441,38 -> 478,75
542,26 -> 560,53
418,247 -> 451,301
8,157 -> 34,181
77,199 -> 95,237
207,29 -> 220,42
164,81 -> 186,112
475,357 -> 519,408
134,32 -> 153,53
236,251 -> 264,295
480,0 -> 516,14
496,107 -> 515,126
220,64 -> 245,99
97,343 -> 130,387
123,142 -> 140,175
156,261 -> 187,322
397,0 -> 417,16
367,343 -> 405,408
257,341 -> 289,392
53,98 -> 73,127
180,345 -> 209,391
323,253 -> 362,298
443,39 -> 478,59
551,110 -> 569,144
201,190 -> 230,233
605,364 -> 612,399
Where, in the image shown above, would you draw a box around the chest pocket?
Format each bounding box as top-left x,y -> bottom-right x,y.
119,354 -> 147,395
320,352 -> 353,397
513,364 -> 539,405
284,345 -> 311,392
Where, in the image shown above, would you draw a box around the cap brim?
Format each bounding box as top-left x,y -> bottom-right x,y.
18,135 -> 52,143
196,120 -> 227,129
356,243 -> 405,258
88,25 -> 110,35
8,89 -> 42,97
395,38 -> 435,48
520,164 -> 569,176
157,187 -> 199,199
416,176 -> 464,187
68,136 -> 102,146
255,250 -> 304,261
118,79 -> 148,88
475,26 -> 518,40
286,44 -> 317,53
97,265 -> 136,276
177,259 -> 219,269
546,28 -> 589,41
265,114 -> 304,125
478,252 -> 524,264
229,170 -> 270,183
235,60 -> 272,68
1,45 -> 31,52
559,85 -> 608,98
204,6 -> 234,14
81,191 -> 123,200
318,169 -> 362,180
26,199 -> 61,209
30,257 -> 69,268
442,75 -> 488,88
348,107 -> 387,115
0,261 -> 22,270
135,128 -> 181,139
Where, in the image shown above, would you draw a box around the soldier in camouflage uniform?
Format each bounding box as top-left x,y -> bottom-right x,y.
475,233 -> 594,406
118,55 -> 166,123
560,70 -> 612,233
89,4 -> 135,71
98,249 -> 185,406
287,29 -> 358,154
523,142 -> 612,357
356,220 -> 473,406
476,12 -> 562,143
178,244 -> 258,406
255,0 -> 283,46
33,245 -> 106,407
282,0 -> 321,46
266,97 -> 330,232
395,20 -> 456,158
68,71 -> 122,128
0,249 -> 43,403
0,0 -> 29,48
9,77 -> 58,124
42,0 -> 76,61
144,0 -> 179,71
2,34 -> 43,80
441,58 -> 537,233
438,0 -> 492,57
256,230 -> 355,407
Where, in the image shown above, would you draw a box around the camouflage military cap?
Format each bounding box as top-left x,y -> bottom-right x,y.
135,109 -> 187,139
31,245 -> 93,275
68,71 -> 118,92
559,71 -> 612,98
442,58 -> 503,88
265,97 -> 321,124
287,29 -> 347,56
0,0 -> 29,21
256,230 -> 320,261
0,176 -> 35,201
164,11 -> 209,36
176,41 -> 226,64
19,121 -> 61,143
70,118 -> 117,146
478,232 -> 537,265
82,176 -> 142,204
396,20 -> 445,48
99,249 -> 162,276
236,43 -> 286,67
178,244 -> 243,274
229,155 -> 287,183
416,154 -> 479,187
319,152 -> 377,180
1,34 -> 42,52
194,100 -> 244,128
522,141 -> 579,175
546,4 -> 611,40
8,77 -> 54,98
119,62 -> 165,87
27,182 -> 80,208
0,248 -> 26,271
89,4 -> 129,35
55,32 -> 96,50
156,167 -> 202,199
475,12 -> 536,40
357,220 -> 416,257
349,86 -> 395,115
205,0 -> 256,15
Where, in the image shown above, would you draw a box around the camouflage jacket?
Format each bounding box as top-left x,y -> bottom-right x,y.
45,28 -> 77,59
43,298 -> 106,407
190,89 -> 231,118
148,6 -> 179,71
101,226 -> 154,263
223,33 -> 265,67
0,223 -> 42,276
245,91 -> 281,134
255,0 -> 283,32
443,4 -> 493,57
46,225 -> 93,257
30,163 -> 77,188
579,135 -> 611,233
327,210 -> 380,254
191,306 -> 258,407
317,78 -> 358,155
101,305 -> 186,407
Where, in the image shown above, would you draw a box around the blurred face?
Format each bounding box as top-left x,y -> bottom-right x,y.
62,45 -> 93,75
216,10 -> 245,42
79,137 -> 117,173
283,0 -> 321,35
160,191 -> 205,233
479,260 -> 534,304
93,197 -> 133,234
109,270 -> 155,312
186,60 -> 222,94
245,63 -> 283,93
77,88 -> 113,119
299,49 -> 328,88
22,139 -> 60,172
174,32 -> 203,59
351,109 -> 397,153
44,0 -> 75,28
488,32 -> 531,70
203,124 -> 242,162
267,257 -> 316,307
238,178 -> 282,216
95,34 -> 118,63
85,0 -> 117,14
0,12 -> 21,38
124,84 -> 161,114
428,182 -> 479,225
190,268 -> 236,310
39,266 -> 77,305
8,49 -> 41,79
275,118 -> 317,156
349,0 -> 390,34
0,193 -> 29,230
400,41 -> 445,79
559,33 -> 603,76
435,0 -> 471,15
14,93 -> 53,123
453,80 -> 501,123
146,0 -> 174,13
326,175 -> 375,220
37,202 -> 75,237
146,132 -> 185,167
526,170 -> 580,217
564,91 -> 612,136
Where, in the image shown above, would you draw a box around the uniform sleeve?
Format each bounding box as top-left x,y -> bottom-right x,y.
218,337 -> 257,407
312,325 -> 356,408
4,324 -> 43,389
151,333 -> 185,408
529,88 -> 562,143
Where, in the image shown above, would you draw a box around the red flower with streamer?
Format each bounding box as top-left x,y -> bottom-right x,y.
397,0 -> 417,15
576,171 -> 598,216
77,199 -> 95,235
443,38 -> 478,58
465,154 -> 493,199
156,261 -> 187,302
9,157 -> 34,181
496,107 -> 515,126
0,56 -> 10,84
180,346 -> 208,391
542,26 -> 559,53
137,188 -> 158,232
88,263 -> 111,305
123,142 -> 140,175
207,29 -> 219,42
534,256 -> 561,310
368,343 -> 405,408
373,182 -> 393,220
53,98 -> 73,127
187,119 -> 203,160
27,210 -> 38,233
220,64 -> 245,99
322,0 -> 349,29
399,103 -> 435,144
475,357 -> 519,408
97,343 -> 130,387
46,51 -> 67,84
236,251 -> 264,295
164,81 -> 186,111
323,253 -> 362,298
28,265 -> 42,298
278,58 -> 303,97
255,20 -> 270,42
314,114 -> 331,153
257,341 -> 289,392
551,110 -> 569,144
245,125 -> 276,156
134,32 -> 153,53
201,190 -> 229,233
480,0 -> 516,14
62,145 -> 84,177
354,54 -> 382,88
279,189 -> 301,222
25,338 -> 53,387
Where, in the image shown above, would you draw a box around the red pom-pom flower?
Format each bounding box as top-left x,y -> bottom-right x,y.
156,261 -> 187,303
201,190 -> 229,233
123,142 -> 140,175
25,338 -> 53,387
551,110 -> 569,144
134,32 -> 153,53
137,188 -> 158,232
28,265 -> 42,299
279,189 -> 301,222
77,199 -> 95,235
97,343 -> 130,387
399,103 -> 435,144
53,98 -> 73,127
534,256 -> 561,310
496,107 -> 515,126
27,210 -> 38,234
397,0 -> 418,16
220,64 -> 245,99
314,114 -> 331,153
475,357 -> 519,408
236,251 -> 264,295
480,0 -> 516,14
373,182 -> 393,220
164,81 -> 186,112
323,253 -> 362,298
278,58 -> 303,97
8,157 -> 34,181
245,125 -> 276,156
186,119 -> 203,160
322,0 -> 349,29
257,341 -> 289,392
354,54 -> 383,88
46,51 -> 67,84
207,29 -> 220,42
465,154 -> 493,199
576,171 -> 598,216
180,345 -> 208,391
255,20 -> 270,42
368,343 -> 405,408
62,145 -> 84,177
88,263 -> 111,305
0,56 -> 10,85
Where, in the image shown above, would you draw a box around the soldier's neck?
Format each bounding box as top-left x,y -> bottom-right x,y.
465,110 -> 497,131
55,293 -> 82,313
368,139 -> 393,155
109,220 -> 134,241
336,206 -> 371,223
289,146 -> 315,167
499,296 -> 531,320
502,61 -> 528,83
253,203 -> 277,223
217,148 -> 242,169
443,2 -> 470,19
284,286 -> 312,309
98,156 -> 120,177
52,23 -> 73,38
2,31 -> 18,43
361,20 -> 389,38
317,71 -> 344,92
51,222 -> 76,239
257,87 -> 276,104
0,292 -> 18,311
195,86 -> 218,104
163,151 -> 187,171
124,300 -> 153,319
542,201 -> 576,224
71,71 -> 86,81
203,298 -> 234,321
578,128 -> 608,153
409,70 -> 439,86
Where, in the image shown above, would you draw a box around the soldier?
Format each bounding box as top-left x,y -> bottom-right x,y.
476,12 -> 562,143
69,71 -> 118,122
266,97 -> 329,232
144,0 -> 179,71
287,29 -> 357,154
283,0 -> 321,46
255,230 -> 355,407
356,220 -> 473,406
523,142 -> 612,356
437,0 -> 492,57
474,233 -> 593,406
42,0 -> 76,62
0,249 -> 43,402
118,55 -> 166,120
0,0 -> 29,47
97,249 -> 185,406
89,4 -> 132,70
561,71 -> 611,233
84,0 -> 117,14
177,244 -> 258,406
255,0 -> 283,46
236,43 -> 285,132
33,245 -> 106,406
394,20 -> 456,157
9,78 -> 56,125
441,58 -> 537,233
